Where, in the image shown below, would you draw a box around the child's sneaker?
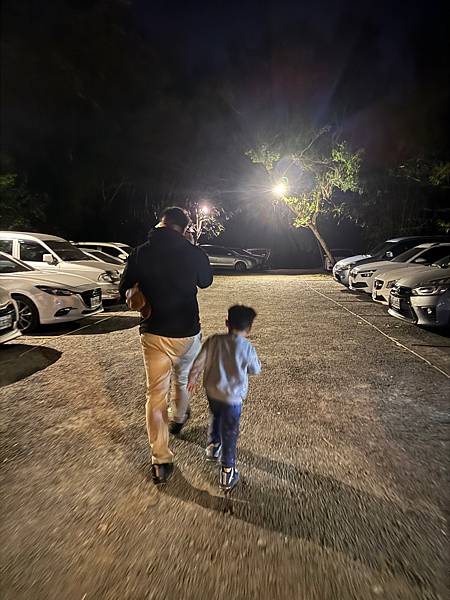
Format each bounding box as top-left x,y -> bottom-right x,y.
205,443 -> 222,461
219,467 -> 239,491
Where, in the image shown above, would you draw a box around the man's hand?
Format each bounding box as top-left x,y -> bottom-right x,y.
187,380 -> 197,394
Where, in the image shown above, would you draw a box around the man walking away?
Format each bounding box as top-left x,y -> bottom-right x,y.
119,207 -> 213,484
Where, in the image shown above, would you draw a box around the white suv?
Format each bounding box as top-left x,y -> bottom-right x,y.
0,232 -> 121,301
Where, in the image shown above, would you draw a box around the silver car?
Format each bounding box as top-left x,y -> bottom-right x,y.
201,245 -> 258,272
388,263 -> 450,328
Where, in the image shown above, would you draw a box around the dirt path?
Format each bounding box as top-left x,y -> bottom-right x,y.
1,276 -> 448,600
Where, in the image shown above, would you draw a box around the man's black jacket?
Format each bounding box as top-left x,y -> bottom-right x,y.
119,228 -> 213,337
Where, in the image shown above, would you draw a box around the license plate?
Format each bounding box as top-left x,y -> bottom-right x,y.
0,314 -> 13,330
390,296 -> 401,310
91,295 -> 101,308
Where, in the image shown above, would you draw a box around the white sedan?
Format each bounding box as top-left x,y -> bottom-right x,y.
348,243 -> 450,294
373,254 -> 450,304
388,266 -> 450,328
0,252 -> 103,333
0,286 -> 20,343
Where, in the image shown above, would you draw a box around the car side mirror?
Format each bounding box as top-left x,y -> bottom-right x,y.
119,254 -> 128,261
385,251 -> 393,259
43,253 -> 56,265
414,257 -> 427,264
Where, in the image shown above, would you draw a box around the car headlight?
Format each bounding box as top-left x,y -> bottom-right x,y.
411,283 -> 449,296
411,277 -> 450,296
360,270 -> 376,278
98,271 -> 120,283
36,285 -> 74,296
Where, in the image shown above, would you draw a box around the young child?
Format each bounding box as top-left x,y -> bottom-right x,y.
187,305 -> 261,491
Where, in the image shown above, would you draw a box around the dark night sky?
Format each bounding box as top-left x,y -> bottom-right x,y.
1,0 -> 449,265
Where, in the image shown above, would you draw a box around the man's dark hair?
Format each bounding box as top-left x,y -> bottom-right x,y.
228,305 -> 257,331
160,206 -> 191,230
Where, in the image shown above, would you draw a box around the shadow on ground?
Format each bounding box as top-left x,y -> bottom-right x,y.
107,419 -> 441,594
25,315 -> 140,337
0,344 -> 62,387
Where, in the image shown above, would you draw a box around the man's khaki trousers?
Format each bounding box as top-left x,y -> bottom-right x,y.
140,333 -> 201,464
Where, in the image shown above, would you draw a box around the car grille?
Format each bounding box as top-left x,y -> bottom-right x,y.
391,285 -> 412,298
0,302 -> 17,333
389,286 -> 415,320
351,281 -> 368,289
80,288 -> 102,308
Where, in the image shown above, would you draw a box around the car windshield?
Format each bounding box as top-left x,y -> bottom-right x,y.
368,241 -> 393,255
89,250 -> 123,265
0,253 -> 34,274
432,255 -> 450,268
46,241 -> 89,261
392,246 -> 423,263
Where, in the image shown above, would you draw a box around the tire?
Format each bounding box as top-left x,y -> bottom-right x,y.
12,295 -> 40,333
235,261 -> 247,272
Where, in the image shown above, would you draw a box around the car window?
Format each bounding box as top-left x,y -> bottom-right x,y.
100,246 -> 122,257
0,240 -> 13,254
392,246 -> 423,262
46,241 -> 88,261
205,247 -> 227,256
90,250 -> 123,265
414,246 -> 450,264
19,240 -> 47,261
434,255 -> 450,268
0,254 -> 33,273
390,240 -> 419,257
369,242 -> 391,255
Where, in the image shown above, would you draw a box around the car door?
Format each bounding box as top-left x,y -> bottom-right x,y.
18,239 -> 57,271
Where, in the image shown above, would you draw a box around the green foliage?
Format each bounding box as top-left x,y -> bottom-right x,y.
0,173 -> 48,230
245,146 -> 281,173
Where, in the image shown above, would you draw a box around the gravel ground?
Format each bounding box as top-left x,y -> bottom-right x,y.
0,274 -> 449,600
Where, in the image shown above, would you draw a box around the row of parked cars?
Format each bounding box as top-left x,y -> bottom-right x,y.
0,232 -> 133,341
333,236 -> 450,329
0,231 -> 271,341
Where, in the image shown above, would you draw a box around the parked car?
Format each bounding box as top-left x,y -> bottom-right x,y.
373,253 -> 450,304
388,265 -> 450,328
0,232 -> 121,301
0,252 -> 103,332
349,243 -> 450,294
74,242 -> 131,262
0,286 -> 20,343
333,236 -> 450,286
324,248 -> 355,271
246,248 -> 271,269
230,248 -> 267,270
80,249 -> 125,271
200,245 -> 258,271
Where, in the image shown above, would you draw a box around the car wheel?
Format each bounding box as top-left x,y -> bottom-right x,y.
13,295 -> 40,333
235,261 -> 247,272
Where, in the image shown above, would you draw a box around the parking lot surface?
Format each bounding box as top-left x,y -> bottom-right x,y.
1,275 -> 449,600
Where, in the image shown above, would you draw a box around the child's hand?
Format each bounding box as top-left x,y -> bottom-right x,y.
187,380 -> 197,394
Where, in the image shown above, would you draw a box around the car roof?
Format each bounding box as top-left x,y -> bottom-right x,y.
75,242 -> 129,247
386,236 -> 450,242
414,242 -> 450,248
0,231 -> 66,242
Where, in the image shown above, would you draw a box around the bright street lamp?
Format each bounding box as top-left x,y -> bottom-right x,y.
199,205 -> 210,215
272,182 -> 287,197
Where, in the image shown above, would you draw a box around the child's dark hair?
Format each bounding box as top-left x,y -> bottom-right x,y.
228,305 -> 257,331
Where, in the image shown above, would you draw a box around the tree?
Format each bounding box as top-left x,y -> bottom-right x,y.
247,130 -> 362,265
0,173 -> 48,230
189,202 -> 227,245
